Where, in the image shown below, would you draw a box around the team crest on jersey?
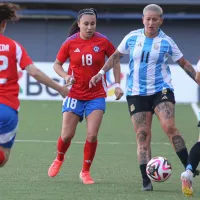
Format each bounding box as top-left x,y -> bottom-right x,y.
153,44 -> 159,50
162,88 -> 167,95
93,46 -> 100,52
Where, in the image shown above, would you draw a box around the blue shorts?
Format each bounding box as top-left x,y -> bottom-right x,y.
0,104 -> 18,148
62,97 -> 106,122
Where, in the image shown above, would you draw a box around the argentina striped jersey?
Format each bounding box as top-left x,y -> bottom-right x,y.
117,28 -> 183,96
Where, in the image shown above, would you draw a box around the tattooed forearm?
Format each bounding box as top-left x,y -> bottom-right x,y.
177,57 -> 196,82
102,50 -> 123,72
133,112 -> 146,127
156,102 -> 175,119
182,64 -> 196,81
172,135 -> 186,152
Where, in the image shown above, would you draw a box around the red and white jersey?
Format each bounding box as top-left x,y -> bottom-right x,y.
57,32 -> 115,100
0,35 -> 33,111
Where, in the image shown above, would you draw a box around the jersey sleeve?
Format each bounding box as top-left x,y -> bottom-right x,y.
105,39 -> 116,57
15,42 -> 33,70
117,34 -> 130,55
56,41 -> 70,63
167,38 -> 183,62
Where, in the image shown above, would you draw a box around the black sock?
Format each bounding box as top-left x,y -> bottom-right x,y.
140,164 -> 150,184
187,142 -> 200,172
176,148 -> 188,168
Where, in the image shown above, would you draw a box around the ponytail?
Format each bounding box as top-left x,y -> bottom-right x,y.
68,20 -> 80,37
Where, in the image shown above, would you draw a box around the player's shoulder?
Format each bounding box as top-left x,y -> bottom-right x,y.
0,35 -> 17,46
95,32 -> 108,39
0,35 -> 25,53
123,29 -> 143,40
159,30 -> 176,45
62,33 -> 79,45
94,32 -> 112,42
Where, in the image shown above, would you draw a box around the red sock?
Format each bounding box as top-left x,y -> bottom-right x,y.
57,136 -> 71,161
82,140 -> 98,172
0,150 -> 5,165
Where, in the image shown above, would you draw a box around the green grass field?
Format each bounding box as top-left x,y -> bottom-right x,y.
1,101 -> 200,200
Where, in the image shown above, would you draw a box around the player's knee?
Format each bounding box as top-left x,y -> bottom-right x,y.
136,130 -> 150,144
61,134 -> 74,143
0,150 -> 7,167
162,124 -> 177,136
86,135 -> 98,143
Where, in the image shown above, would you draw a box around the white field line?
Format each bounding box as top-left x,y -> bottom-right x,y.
191,103 -> 200,121
15,139 -> 171,146
15,104 -> 199,146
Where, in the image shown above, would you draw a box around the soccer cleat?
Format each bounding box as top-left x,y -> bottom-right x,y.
142,180 -> 153,191
48,158 -> 64,177
193,169 -> 199,177
181,170 -> 193,197
79,171 -> 95,185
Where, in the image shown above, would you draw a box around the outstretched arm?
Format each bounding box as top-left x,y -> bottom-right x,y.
102,50 -> 124,73
89,50 -> 123,88
176,57 -> 196,82
196,60 -> 200,84
25,64 -> 69,98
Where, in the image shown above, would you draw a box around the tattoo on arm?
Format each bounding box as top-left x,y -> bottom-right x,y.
102,50 -> 123,72
156,102 -> 175,119
177,57 -> 196,82
172,135 -> 186,152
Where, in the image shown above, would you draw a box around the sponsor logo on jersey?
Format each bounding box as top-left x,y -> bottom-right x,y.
74,48 -> 80,52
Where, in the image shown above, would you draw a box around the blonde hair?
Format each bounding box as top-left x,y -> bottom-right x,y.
143,4 -> 163,16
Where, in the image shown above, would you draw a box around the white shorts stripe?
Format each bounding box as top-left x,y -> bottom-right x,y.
0,124 -> 18,144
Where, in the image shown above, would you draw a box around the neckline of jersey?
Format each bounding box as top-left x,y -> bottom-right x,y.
77,32 -> 97,42
142,28 -> 163,39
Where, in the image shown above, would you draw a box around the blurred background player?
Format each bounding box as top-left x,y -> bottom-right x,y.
0,3 -> 69,167
48,8 -> 123,184
89,4 -> 200,191
181,59 -> 200,197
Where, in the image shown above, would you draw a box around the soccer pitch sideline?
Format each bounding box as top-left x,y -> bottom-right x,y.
1,101 -> 200,200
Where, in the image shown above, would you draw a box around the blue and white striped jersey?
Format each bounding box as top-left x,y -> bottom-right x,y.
117,28 -> 183,96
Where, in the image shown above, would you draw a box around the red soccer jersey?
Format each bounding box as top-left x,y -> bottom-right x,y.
57,32 -> 115,100
0,35 -> 33,111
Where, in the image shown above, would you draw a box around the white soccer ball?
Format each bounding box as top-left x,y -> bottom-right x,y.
146,156 -> 172,182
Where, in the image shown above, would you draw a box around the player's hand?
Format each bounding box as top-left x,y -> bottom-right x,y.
89,74 -> 102,88
115,86 -> 124,100
58,85 -> 69,98
64,75 -> 76,86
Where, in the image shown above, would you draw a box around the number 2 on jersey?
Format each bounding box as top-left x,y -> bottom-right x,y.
82,54 -> 92,66
0,55 -> 8,84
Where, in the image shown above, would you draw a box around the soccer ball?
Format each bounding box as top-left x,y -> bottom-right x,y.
146,156 -> 172,182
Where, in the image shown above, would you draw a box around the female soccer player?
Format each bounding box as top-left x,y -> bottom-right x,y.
48,8 -> 123,184
181,60 -> 200,197
90,4 -> 200,191
0,3 -> 69,167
